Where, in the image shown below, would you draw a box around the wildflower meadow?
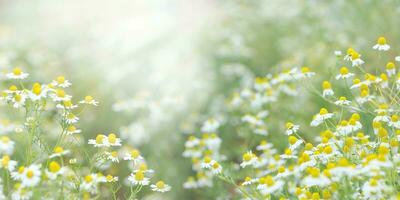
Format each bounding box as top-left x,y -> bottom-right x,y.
0,0 -> 399,199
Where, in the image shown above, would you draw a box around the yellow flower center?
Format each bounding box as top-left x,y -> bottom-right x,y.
18,166 -> 25,174
95,135 -> 104,144
288,136 -> 298,145
9,85 -> 18,91
54,146 -> 64,154
32,83 -> 41,95
26,170 -> 34,178
111,151 -> 118,158
1,136 -> 10,143
135,171 -> 144,181
13,68 -> 22,75
319,108 -> 328,115
1,155 -> 10,166
49,161 -> 61,173
84,175 -> 93,183
131,149 -> 140,158
156,181 -> 165,189
386,62 -> 395,69
339,67 -> 349,75
322,81 -> 331,90
14,94 -> 22,102
84,96 -> 93,102
108,133 -> 117,144
56,89 -> 66,98
67,125 -> 76,132
377,37 -> 386,45
56,76 -> 65,84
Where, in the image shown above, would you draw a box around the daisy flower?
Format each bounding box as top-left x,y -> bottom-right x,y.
257,176 -> 284,195
79,95 -> 99,106
242,176 -> 258,186
310,108 -> 334,127
0,155 -> 17,172
20,164 -> 41,187
373,36 -> 390,51
105,151 -> 119,163
107,133 -> 122,147
56,100 -> 78,110
28,83 -> 47,101
210,162 -> 222,174
301,168 -> 331,187
386,62 -> 396,76
51,89 -> 72,102
65,113 -> 79,124
45,161 -> 64,180
350,51 -> 365,67
285,122 -> 299,135
322,81 -> 334,97
336,66 -> 354,80
66,125 -> 82,135
0,136 -> 15,155
200,156 -> 215,169
183,176 -> 197,189
300,66 -> 315,78
6,68 -> 29,80
151,181 -> 171,192
334,96 -> 351,106
123,149 -> 144,164
88,134 -> 109,147
288,136 -> 303,151
105,175 -> 119,183
240,151 -> 258,168
11,93 -> 26,108
49,146 -> 70,158
51,76 -> 71,88
201,118 -> 220,133
128,170 -> 149,186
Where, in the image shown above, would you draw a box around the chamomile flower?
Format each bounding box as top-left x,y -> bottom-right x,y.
362,178 -> 389,199
51,89 -> 71,102
389,115 -> 400,129
0,155 -> 17,172
322,81 -> 334,97
242,176 -> 258,186
107,133 -> 122,147
45,161 -> 64,180
310,108 -> 334,127
285,122 -> 299,135
256,140 -> 274,151
11,93 -> 26,108
28,83 -> 47,101
105,175 -> 118,183
0,136 -> 15,155
80,174 -> 98,192
123,149 -> 144,164
183,176 -> 197,189
11,184 -> 33,200
300,66 -> 316,78
335,96 -> 351,106
66,125 -> 81,135
386,62 -> 396,76
56,100 -> 78,110
128,170 -> 149,186
301,168 -> 331,187
151,181 -> 171,192
336,66 -> 354,80
6,68 -> 29,80
350,51 -> 365,67
65,113 -> 79,124
201,118 -> 220,133
49,146 -> 70,158
257,176 -> 284,195
88,134 -> 108,147
373,36 -> 390,51
288,136 -> 303,151
20,164 -> 41,187
200,156 -> 215,169
105,151 -> 119,163
51,76 -> 71,88
210,162 -> 222,174
240,151 -> 258,168
79,96 -> 98,106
